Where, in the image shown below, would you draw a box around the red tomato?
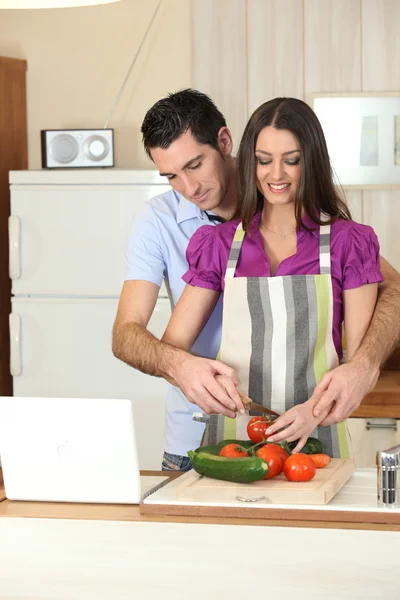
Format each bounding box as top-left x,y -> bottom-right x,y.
283,453 -> 316,482
247,416 -> 273,443
270,444 -> 289,466
255,444 -> 283,480
219,444 -> 248,458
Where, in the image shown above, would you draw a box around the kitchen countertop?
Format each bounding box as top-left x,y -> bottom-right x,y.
0,469 -> 398,531
0,471 -> 399,598
1,514 -> 399,599
142,468 -> 400,530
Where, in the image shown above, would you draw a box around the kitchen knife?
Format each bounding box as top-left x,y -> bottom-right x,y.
240,399 -> 281,419
239,392 -> 281,418
191,401 -> 281,423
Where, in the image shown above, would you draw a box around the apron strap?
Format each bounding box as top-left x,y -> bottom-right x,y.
225,222 -> 246,279
319,223 -> 331,274
225,218 -> 332,277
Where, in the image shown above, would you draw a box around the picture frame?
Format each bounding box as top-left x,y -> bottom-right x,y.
309,92 -> 400,190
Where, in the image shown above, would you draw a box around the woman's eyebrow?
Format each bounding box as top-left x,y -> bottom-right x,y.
255,149 -> 301,156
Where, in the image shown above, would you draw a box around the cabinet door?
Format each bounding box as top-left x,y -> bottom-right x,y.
10,183 -> 169,296
347,418 -> 400,468
10,297 -> 171,470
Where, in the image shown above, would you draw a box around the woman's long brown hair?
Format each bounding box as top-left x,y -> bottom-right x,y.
236,97 -> 351,231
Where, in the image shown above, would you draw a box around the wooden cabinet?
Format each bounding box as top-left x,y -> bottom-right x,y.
0,57 -> 27,397
350,356 -> 400,466
347,417 -> 400,468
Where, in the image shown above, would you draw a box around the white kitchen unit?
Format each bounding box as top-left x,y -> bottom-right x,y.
0,516 -> 399,599
347,417 -> 400,468
8,170 -> 171,470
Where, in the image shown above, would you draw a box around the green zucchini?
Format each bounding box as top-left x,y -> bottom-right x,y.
305,437 -> 324,454
217,439 -> 255,449
188,450 -> 268,483
193,444 -> 221,455
194,439 -> 255,455
288,436 -> 324,455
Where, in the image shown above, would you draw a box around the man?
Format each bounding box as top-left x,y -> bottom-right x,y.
112,88 -> 400,470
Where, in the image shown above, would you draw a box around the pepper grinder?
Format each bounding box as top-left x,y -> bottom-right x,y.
377,444 -> 400,508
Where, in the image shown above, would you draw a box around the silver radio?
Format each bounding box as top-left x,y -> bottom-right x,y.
41,129 -> 114,169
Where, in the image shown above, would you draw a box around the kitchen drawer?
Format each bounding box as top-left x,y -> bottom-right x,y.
347,417 -> 400,468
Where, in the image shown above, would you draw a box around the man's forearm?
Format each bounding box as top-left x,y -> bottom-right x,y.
112,321 -> 186,382
352,259 -> 400,370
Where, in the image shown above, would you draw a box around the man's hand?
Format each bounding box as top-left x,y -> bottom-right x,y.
262,400 -> 330,453
311,360 -> 380,426
170,355 -> 245,418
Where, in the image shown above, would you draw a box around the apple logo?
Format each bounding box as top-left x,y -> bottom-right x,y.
56,439 -> 75,462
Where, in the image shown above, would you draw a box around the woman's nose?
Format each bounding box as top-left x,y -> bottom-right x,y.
270,161 -> 284,181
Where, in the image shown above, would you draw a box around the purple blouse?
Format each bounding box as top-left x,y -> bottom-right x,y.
182,212 -> 383,359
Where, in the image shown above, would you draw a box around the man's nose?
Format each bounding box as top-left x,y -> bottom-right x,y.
183,175 -> 200,198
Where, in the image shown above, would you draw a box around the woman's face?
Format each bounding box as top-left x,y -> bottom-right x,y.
255,126 -> 301,207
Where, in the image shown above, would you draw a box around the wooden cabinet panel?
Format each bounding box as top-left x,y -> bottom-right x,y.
247,0 -> 303,113
304,0 -> 361,94
191,0 -> 247,152
347,417 -> 400,468
0,57 -> 27,397
361,0 -> 400,90
361,1 -> 400,262
344,190 -> 363,223
191,1 -> 399,288
363,190 -> 400,271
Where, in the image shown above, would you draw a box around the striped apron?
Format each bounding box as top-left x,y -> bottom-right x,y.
204,221 -> 351,458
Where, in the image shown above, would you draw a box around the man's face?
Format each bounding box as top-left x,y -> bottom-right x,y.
150,128 -> 233,212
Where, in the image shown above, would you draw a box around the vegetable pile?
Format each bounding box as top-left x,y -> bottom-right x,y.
188,417 -> 331,484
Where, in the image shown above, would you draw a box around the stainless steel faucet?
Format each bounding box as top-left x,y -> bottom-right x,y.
377,444 -> 400,508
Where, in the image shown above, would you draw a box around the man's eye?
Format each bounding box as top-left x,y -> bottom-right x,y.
166,174 -> 176,181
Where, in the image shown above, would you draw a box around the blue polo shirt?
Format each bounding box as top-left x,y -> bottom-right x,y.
125,189 -> 222,456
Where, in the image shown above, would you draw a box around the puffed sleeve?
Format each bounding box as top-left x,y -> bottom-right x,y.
182,225 -> 224,292
341,222 -> 384,290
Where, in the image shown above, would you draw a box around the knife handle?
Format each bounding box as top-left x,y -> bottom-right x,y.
192,412 -> 211,423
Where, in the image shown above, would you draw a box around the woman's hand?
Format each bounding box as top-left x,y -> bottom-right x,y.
262,400 -> 329,453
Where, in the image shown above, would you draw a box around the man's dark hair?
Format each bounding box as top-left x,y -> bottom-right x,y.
141,88 -> 227,159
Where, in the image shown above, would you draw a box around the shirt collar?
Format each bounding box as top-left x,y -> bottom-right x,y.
300,212 -> 320,238
176,192 -> 207,224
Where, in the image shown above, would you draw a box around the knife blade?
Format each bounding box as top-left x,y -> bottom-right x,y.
191,402 -> 281,422
241,400 -> 281,418
239,393 -> 281,418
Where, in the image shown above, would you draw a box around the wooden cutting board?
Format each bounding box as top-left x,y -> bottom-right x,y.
176,459 -> 355,505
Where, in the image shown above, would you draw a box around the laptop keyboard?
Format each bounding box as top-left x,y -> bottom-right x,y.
140,475 -> 169,499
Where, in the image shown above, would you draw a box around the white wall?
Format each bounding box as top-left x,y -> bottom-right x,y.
0,0 -> 191,169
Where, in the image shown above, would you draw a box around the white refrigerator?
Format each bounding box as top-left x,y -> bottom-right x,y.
8,169 -> 171,469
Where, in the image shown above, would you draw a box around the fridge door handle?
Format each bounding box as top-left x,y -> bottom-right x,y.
9,215 -> 21,279
9,313 -> 22,376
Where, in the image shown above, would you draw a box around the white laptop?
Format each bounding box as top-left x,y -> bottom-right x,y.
0,396 -> 168,504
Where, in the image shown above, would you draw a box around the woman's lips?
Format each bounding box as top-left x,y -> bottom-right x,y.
268,183 -> 291,193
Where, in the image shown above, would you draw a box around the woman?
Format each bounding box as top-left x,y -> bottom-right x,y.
162,98 -> 382,457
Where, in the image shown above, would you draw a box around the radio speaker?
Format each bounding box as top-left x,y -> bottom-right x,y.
41,129 -> 114,169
